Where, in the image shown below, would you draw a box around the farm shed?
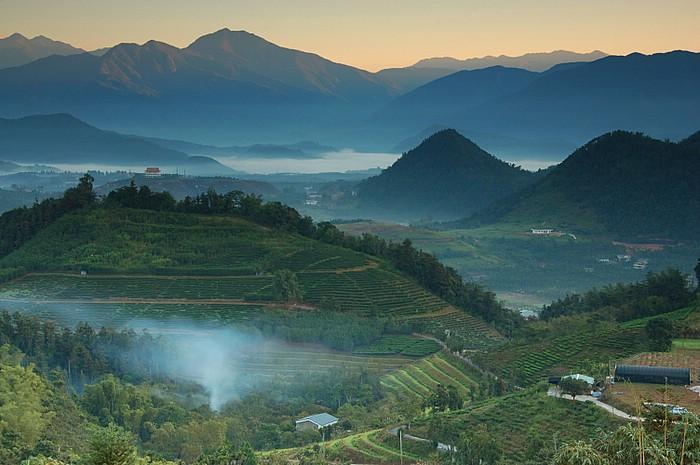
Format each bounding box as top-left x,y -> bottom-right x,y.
615,364 -> 690,385
295,413 -> 338,432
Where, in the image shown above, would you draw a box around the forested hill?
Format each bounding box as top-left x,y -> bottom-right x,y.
680,129 -> 700,151
0,177 -> 520,334
357,129 -> 538,220
457,130 -> 700,240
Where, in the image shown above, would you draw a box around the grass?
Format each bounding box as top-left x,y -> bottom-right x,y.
672,339 -> 700,350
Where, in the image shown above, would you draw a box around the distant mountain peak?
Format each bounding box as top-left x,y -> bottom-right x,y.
411,50 -> 608,72
358,129 -> 535,220
6,32 -> 28,41
0,32 -> 85,69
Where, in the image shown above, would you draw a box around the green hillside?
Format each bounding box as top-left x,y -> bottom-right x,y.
358,129 -> 538,220
461,130 -> 700,240
410,386 -> 624,464
0,206 -> 502,348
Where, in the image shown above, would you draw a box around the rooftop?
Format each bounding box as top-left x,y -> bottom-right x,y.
296,413 -> 339,427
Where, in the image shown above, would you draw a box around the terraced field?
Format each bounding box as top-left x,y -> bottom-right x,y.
297,268 -> 449,317
0,273 -> 275,301
0,271 -> 501,349
411,388 -> 623,464
331,430 -> 425,464
232,346 -> 414,379
380,352 -> 478,400
408,307 -> 504,349
354,335 -> 441,357
478,326 -> 649,385
0,207 -> 504,350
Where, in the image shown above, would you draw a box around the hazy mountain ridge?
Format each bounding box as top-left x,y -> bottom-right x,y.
378,51 -> 700,158
358,129 -> 538,220
0,114 -> 236,175
374,66 -> 539,131
0,31 -> 698,155
0,32 -> 85,69
412,49 -> 608,71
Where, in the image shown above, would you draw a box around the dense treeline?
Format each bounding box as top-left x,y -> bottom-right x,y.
0,178 -> 520,332
540,269 -> 695,321
0,174 -> 96,259
0,311 -> 162,386
0,326 -> 390,464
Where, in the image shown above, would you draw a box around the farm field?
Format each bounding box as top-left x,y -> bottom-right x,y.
331,430 -> 428,464
230,344 -> 415,379
477,325 -> 649,385
410,387 -> 624,464
380,352 -> 478,400
337,221 -> 700,305
604,383 -> 700,416
0,271 -> 501,348
354,335 -> 441,357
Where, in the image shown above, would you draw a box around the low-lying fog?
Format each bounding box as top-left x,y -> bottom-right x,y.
216,149 -> 401,174
48,153 -> 556,177
0,298 -> 351,410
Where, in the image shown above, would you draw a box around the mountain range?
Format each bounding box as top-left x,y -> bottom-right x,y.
458,130 -> 700,240
0,113 -> 237,175
358,129 -> 539,220
372,51 -> 700,158
0,33 -> 84,69
412,50 -> 608,72
0,30 -> 698,157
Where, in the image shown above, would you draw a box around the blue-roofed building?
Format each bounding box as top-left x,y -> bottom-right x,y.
295,413 -> 339,432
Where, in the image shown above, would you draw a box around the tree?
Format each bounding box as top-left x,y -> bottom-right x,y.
62,173 -> 95,210
559,377 -> 589,400
646,317 -> 674,352
194,442 -> 256,465
550,441 -> 607,465
84,424 -> 137,465
454,425 -> 502,465
272,270 -> 302,303
422,384 -> 463,412
0,350 -> 50,449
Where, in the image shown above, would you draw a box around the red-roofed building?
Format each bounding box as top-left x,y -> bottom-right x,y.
145,167 -> 161,177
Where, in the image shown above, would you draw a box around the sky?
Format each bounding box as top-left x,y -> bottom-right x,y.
2,0 -> 699,71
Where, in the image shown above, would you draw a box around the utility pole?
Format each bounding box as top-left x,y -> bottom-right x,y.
400,429 -> 403,465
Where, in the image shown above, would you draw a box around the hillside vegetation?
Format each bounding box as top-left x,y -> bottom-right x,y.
460,131 -> 700,240
0,177 -> 514,347
359,129 -> 538,220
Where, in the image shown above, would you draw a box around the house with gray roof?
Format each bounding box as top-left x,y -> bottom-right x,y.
295,413 -> 339,432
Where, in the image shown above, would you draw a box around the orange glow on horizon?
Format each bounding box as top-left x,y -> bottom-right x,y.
2,0 -> 699,71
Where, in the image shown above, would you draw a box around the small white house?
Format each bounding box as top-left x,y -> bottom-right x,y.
295,413 -> 338,432
530,228 -> 555,235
